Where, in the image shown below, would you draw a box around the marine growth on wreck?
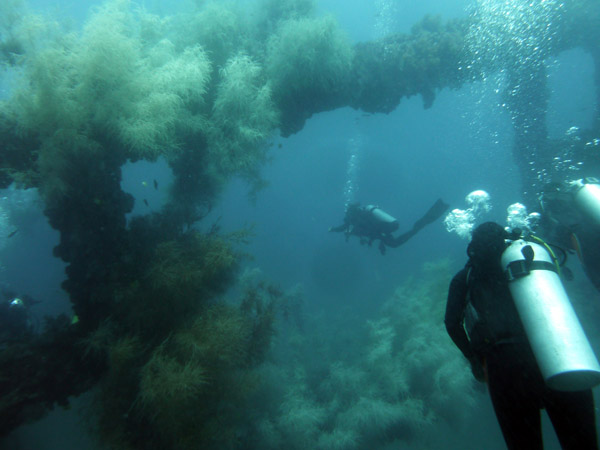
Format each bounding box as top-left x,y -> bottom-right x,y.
0,0 -> 599,448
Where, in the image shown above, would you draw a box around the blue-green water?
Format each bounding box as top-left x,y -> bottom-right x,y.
0,1 -> 598,449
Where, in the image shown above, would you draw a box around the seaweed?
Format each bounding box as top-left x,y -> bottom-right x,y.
265,15 -> 353,135
208,52 -> 279,189
92,280 -> 282,450
0,0 -> 597,446
248,260 -> 476,449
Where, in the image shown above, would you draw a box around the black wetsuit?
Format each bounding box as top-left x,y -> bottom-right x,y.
445,266 -> 598,450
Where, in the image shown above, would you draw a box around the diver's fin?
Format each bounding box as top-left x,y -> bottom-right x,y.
412,198 -> 449,231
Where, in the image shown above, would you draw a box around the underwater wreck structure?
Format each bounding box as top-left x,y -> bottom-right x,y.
0,0 -> 599,447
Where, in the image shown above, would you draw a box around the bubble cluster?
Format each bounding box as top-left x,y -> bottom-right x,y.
444,208 -> 477,240
466,190 -> 492,213
465,0 -> 569,198
466,0 -> 564,77
444,190 -> 492,239
506,202 -> 541,234
538,126 -> 585,186
343,136 -> 362,211
585,138 -> 600,148
373,0 -> 398,40
565,126 -> 580,138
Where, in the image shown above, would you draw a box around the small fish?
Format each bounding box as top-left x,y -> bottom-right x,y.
143,199 -> 149,207
153,179 -> 158,190
278,143 -> 283,149
7,229 -> 18,238
142,181 -> 148,187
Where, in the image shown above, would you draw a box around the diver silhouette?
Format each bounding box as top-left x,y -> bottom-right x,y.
329,198 -> 448,254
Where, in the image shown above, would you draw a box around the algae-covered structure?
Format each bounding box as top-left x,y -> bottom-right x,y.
0,0 -> 599,448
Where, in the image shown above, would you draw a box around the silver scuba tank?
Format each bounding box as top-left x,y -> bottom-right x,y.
572,178 -> 600,226
501,239 -> 600,391
365,205 -> 399,234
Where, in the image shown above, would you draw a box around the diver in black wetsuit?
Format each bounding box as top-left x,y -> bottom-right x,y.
539,178 -> 600,292
329,198 -> 448,254
445,222 -> 598,450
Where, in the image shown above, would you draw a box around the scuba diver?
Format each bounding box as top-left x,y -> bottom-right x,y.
445,222 -> 598,450
0,286 -> 38,344
329,198 -> 448,254
539,177 -> 600,292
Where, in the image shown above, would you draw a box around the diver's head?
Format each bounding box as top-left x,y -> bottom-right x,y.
467,222 -> 509,271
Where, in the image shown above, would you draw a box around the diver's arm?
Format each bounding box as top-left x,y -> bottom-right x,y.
329,224 -> 347,233
444,268 -> 475,360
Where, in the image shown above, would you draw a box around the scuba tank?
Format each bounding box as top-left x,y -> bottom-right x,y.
571,177 -> 600,226
501,238 -> 600,391
365,205 -> 399,234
